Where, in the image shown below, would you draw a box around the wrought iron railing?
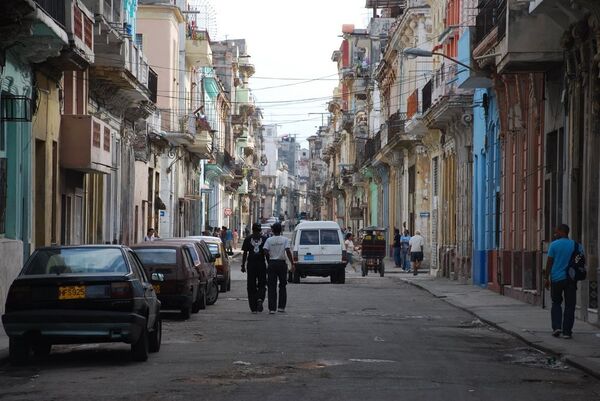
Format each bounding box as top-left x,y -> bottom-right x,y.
388,111 -> 407,137
34,0 -> 66,27
364,131 -> 381,163
474,0 -> 507,47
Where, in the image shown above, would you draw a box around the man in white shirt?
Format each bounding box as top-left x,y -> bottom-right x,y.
263,222 -> 295,314
408,231 -> 425,276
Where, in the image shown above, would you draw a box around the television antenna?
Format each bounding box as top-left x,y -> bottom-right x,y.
187,0 -> 218,39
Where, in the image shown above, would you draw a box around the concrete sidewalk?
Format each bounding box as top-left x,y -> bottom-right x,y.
391,269 -> 600,378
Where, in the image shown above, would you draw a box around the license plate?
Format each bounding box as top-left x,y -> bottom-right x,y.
303,255 -> 315,261
58,285 -> 85,300
153,284 -> 161,294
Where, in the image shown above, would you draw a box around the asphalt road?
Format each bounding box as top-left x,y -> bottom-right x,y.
1,259 -> 600,401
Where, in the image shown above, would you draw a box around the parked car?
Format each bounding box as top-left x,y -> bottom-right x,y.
290,221 -> 347,284
160,238 -> 219,306
2,245 -> 162,364
131,242 -> 202,319
187,236 -> 231,292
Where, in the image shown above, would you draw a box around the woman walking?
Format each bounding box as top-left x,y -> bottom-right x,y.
345,233 -> 358,272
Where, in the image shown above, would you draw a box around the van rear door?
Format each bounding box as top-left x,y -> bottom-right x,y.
319,229 -> 343,263
297,229 -> 320,263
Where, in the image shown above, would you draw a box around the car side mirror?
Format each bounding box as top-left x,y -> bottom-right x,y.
214,253 -> 221,259
151,272 -> 165,282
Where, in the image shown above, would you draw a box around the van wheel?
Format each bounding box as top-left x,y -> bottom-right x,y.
338,270 -> 346,284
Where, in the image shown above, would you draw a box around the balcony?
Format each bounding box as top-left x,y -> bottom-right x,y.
60,115 -> 113,174
354,77 -> 368,100
90,11 -> 153,118
473,0 -> 563,73
39,0 -> 97,70
364,132 -> 382,164
405,88 -> 429,136
238,134 -> 256,157
185,28 -> 212,67
422,64 -> 472,130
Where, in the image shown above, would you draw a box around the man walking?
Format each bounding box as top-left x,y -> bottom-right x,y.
263,222 -> 295,314
241,223 -> 267,313
544,224 -> 584,339
409,230 -> 425,276
400,229 -> 411,272
393,228 -> 402,268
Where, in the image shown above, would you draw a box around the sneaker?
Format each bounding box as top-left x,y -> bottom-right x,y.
257,299 -> 264,312
552,329 -> 561,337
269,310 -> 276,314
561,334 -> 572,339
277,308 -> 286,313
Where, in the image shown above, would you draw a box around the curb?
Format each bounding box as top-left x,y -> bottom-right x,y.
397,277 -> 600,380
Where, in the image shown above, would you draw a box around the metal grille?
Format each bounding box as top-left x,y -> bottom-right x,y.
34,0 -> 66,27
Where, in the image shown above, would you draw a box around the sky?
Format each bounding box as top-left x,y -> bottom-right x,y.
206,0 -> 371,147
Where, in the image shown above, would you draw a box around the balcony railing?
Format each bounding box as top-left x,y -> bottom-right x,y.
474,0 -> 506,47
34,0 -> 66,27
364,131 -> 382,163
388,111 -> 407,137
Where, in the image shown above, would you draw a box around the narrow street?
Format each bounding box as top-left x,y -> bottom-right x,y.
1,258 -> 599,401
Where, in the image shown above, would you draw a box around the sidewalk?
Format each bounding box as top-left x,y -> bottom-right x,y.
392,270 -> 600,379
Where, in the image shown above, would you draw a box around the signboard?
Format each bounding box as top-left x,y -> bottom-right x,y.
350,207 -> 363,219
224,207 -> 233,217
419,212 -> 430,218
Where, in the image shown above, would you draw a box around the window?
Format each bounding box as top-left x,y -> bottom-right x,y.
299,230 -> 319,245
23,248 -> 128,275
135,33 -> 143,51
135,248 -> 177,265
185,245 -> 200,266
103,127 -> 110,151
93,121 -> 101,148
432,157 -> 439,197
320,230 -> 340,245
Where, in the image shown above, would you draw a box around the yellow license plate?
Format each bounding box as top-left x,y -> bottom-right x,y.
153,284 -> 161,294
58,286 -> 85,300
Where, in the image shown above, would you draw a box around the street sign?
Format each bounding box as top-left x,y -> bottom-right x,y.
419,212 -> 430,218
224,207 -> 233,216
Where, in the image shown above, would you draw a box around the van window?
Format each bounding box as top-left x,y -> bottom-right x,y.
320,230 -> 340,245
299,230 -> 319,245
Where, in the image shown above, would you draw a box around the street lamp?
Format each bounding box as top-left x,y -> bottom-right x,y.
403,47 -> 493,88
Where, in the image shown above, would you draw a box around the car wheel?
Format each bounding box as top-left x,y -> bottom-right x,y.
293,270 -> 301,284
192,286 -> 206,313
181,302 -> 192,319
9,338 -> 29,365
149,315 -> 162,353
338,270 -> 346,284
206,281 -> 219,305
380,262 -> 385,277
32,342 -> 52,357
131,327 -> 149,362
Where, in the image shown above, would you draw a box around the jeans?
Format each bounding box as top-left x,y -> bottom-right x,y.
551,279 -> 577,335
246,263 -> 266,312
393,247 -> 401,267
400,249 -> 410,271
267,260 -> 288,311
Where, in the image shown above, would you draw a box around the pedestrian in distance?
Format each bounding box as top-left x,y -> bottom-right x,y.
225,227 -> 234,254
544,224 -> 585,339
144,228 -> 159,242
263,222 -> 295,314
241,223 -> 267,314
344,232 -> 358,272
393,228 -> 401,268
220,226 -> 227,245
400,229 -> 411,271
233,228 -> 239,250
409,230 -> 425,276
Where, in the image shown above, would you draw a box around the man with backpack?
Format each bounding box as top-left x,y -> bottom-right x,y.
241,223 -> 267,313
544,224 -> 585,339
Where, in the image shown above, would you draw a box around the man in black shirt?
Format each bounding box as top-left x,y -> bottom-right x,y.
241,223 -> 267,313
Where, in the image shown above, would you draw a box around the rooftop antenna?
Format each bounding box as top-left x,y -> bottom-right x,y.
187,0 -> 218,39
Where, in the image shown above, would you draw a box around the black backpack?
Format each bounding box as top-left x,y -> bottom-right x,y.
567,241 -> 586,281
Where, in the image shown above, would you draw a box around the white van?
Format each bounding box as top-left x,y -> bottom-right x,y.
290,221 -> 347,284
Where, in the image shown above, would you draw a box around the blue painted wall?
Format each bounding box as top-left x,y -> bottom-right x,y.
472,88 -> 501,286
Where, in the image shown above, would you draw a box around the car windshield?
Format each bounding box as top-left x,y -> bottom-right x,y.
23,248 -> 128,275
206,243 -> 219,255
135,248 -> 177,265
